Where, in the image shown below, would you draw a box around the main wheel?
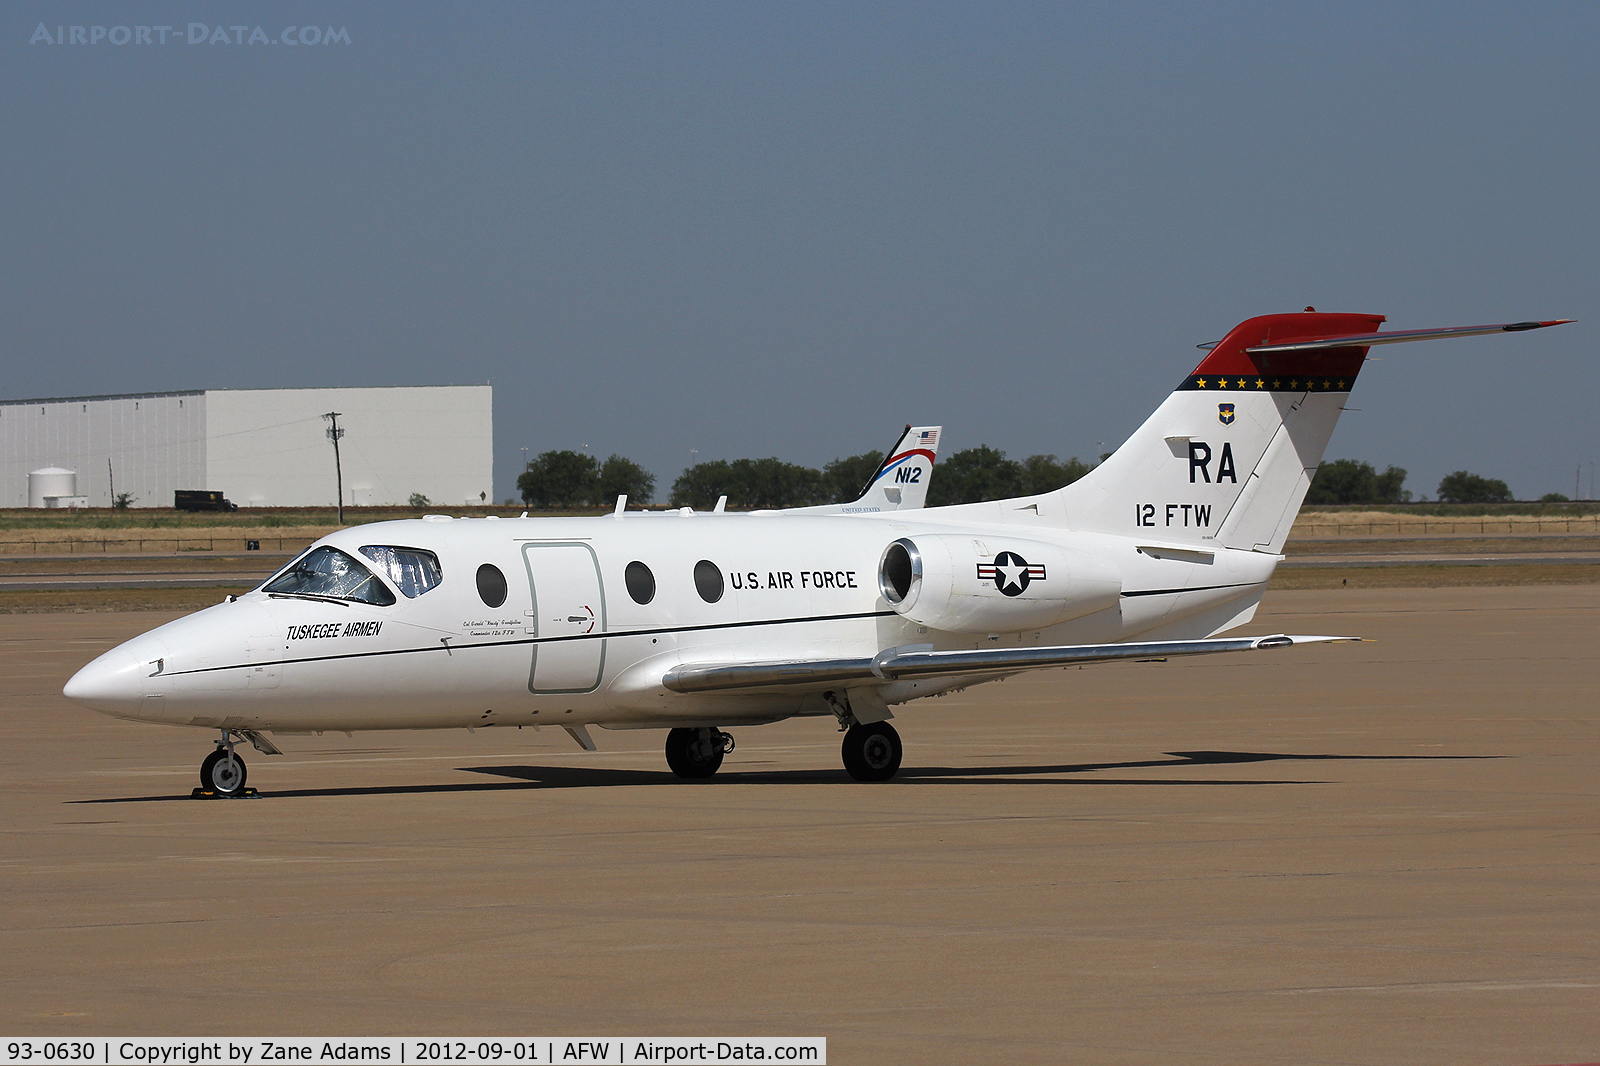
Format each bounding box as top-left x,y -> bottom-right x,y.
841,721 -> 902,782
200,748 -> 248,794
664,727 -> 725,779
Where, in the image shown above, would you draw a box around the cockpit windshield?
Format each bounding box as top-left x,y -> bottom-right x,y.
261,546 -> 397,606
359,545 -> 443,598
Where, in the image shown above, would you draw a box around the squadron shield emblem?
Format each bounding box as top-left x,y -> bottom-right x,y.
1218,403 -> 1235,425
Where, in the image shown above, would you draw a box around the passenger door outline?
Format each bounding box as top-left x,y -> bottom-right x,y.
521,541 -> 607,694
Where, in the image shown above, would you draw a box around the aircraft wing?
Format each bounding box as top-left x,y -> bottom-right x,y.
661,633 -> 1359,694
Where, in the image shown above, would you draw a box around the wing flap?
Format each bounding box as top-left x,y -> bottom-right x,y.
661,634 -> 1359,694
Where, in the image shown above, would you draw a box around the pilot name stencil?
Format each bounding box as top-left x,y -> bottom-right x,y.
287,620 -> 383,640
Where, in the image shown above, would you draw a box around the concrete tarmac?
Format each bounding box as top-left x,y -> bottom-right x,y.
1,586 -> 1597,1064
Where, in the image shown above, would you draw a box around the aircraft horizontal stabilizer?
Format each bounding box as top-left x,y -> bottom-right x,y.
1246,319 -> 1571,354
661,634 -> 1360,694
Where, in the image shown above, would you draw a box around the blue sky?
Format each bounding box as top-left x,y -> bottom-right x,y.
5,2 -> 1596,501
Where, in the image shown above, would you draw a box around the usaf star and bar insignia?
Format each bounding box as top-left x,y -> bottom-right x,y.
977,551 -> 1047,597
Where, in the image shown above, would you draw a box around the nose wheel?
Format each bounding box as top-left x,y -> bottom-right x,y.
193,728 -> 278,796
200,746 -> 248,794
841,721 -> 902,782
665,727 -> 733,779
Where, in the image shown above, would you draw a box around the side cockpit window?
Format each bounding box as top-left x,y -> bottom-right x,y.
262,546 -> 397,606
360,545 -> 443,598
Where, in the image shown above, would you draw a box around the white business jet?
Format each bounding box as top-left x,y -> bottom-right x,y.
63,313 -> 1567,793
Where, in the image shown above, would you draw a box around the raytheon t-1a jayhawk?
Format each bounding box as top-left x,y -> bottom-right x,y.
64,312 -> 1568,793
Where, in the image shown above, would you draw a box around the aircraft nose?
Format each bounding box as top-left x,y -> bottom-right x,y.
63,638 -> 162,712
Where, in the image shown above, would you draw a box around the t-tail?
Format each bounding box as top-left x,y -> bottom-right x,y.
786,424 -> 943,514
1049,311 -> 1570,552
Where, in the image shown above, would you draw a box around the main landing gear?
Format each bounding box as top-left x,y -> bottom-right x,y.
841,721 -> 902,782
823,690 -> 903,782
665,727 -> 734,779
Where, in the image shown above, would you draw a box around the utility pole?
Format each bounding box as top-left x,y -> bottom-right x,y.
323,412 -> 346,524
107,458 -> 115,508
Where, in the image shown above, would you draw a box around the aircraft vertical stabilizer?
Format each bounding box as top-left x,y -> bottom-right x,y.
1047,312 -> 1567,553
785,425 -> 943,514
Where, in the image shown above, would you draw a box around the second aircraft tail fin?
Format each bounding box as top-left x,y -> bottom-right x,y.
784,425 -> 943,515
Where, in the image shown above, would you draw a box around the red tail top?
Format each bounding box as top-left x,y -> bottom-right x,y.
1191,311 -> 1385,380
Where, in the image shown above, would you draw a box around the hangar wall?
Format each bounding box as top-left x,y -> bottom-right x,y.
0,385 -> 491,508
0,391 -> 206,509
204,387 -> 493,508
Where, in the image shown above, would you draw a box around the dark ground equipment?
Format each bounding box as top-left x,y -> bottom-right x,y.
174,489 -> 238,512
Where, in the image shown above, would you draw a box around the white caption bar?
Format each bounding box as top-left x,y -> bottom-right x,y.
0,1041 -> 824,1066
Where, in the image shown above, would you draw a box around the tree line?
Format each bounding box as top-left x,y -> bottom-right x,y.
516,452 -> 658,508
1306,460 -> 1535,504
517,447 -> 1096,509
517,448 -> 1538,510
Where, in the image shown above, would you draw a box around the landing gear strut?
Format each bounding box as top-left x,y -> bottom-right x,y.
665,727 -> 733,779
200,731 -> 248,794
841,721 -> 902,782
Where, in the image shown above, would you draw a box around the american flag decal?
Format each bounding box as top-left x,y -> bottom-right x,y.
977,551 -> 1046,596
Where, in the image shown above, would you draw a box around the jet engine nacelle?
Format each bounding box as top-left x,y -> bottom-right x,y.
877,534 -> 1122,634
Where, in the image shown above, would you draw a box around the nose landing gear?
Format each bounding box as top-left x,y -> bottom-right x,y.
665,727 -> 733,779
199,737 -> 248,795
194,728 -> 274,797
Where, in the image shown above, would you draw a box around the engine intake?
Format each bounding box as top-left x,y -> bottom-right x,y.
879,539 -> 921,605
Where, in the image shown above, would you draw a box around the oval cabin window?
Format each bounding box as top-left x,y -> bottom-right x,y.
476,563 -> 508,608
625,561 -> 655,605
693,559 -> 724,603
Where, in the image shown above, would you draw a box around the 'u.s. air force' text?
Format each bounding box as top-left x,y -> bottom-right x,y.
729,570 -> 858,590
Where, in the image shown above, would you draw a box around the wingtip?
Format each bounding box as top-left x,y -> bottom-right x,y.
1280,634 -> 1365,645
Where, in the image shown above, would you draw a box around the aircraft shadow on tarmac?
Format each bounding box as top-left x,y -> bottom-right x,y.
72,750 -> 1502,803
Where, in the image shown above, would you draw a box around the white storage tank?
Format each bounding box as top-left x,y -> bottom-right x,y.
28,467 -> 76,508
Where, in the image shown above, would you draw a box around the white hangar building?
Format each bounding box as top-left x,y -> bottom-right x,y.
1,385 -> 492,509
